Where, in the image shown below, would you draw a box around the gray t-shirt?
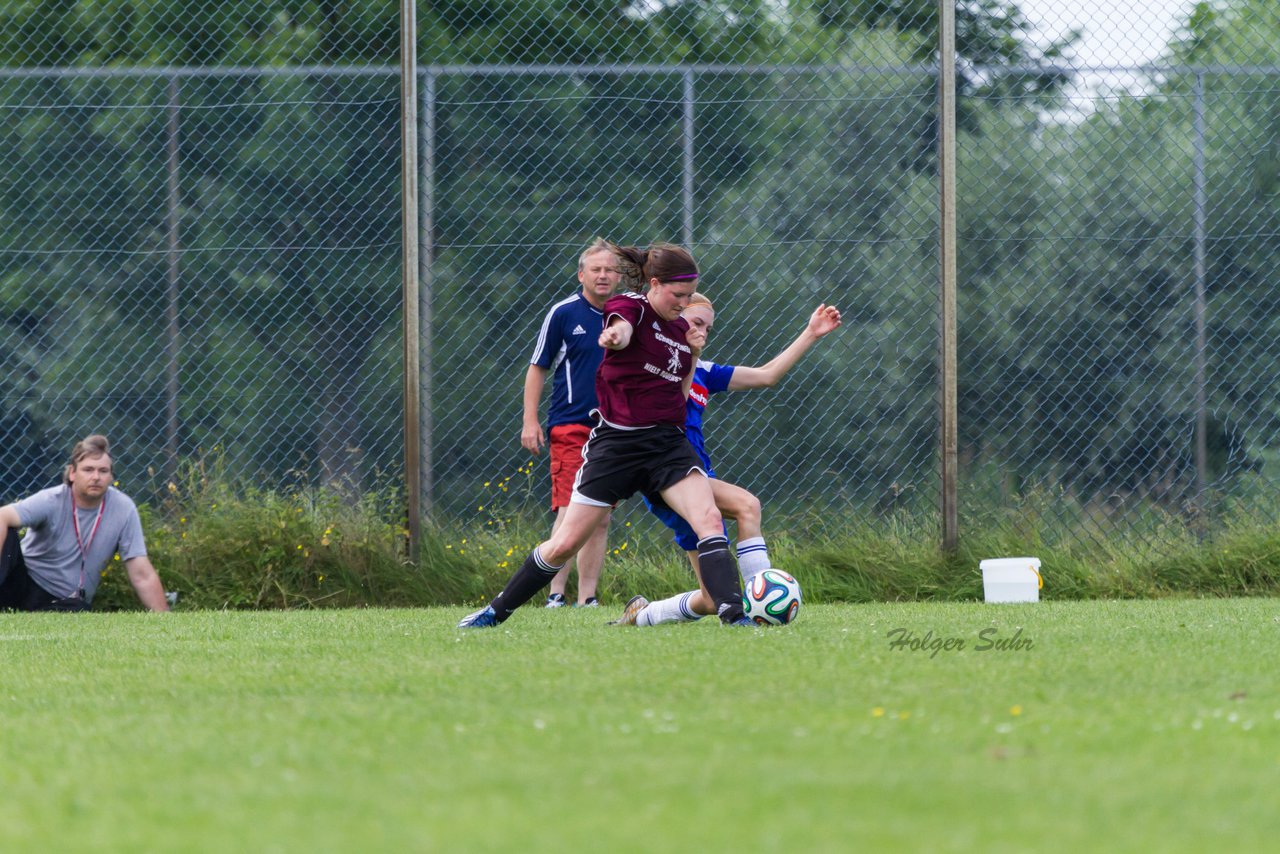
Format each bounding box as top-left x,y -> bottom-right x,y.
15,485 -> 147,602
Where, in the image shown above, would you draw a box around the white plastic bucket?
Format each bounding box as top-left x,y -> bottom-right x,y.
980,557 -> 1042,603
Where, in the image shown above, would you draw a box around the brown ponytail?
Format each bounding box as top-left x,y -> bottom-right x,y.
607,241 -> 698,292
607,242 -> 648,292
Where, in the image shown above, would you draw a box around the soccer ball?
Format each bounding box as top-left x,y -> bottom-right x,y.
742,568 -> 802,626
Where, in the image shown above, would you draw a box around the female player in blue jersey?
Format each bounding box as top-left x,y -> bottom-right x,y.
615,295 -> 842,626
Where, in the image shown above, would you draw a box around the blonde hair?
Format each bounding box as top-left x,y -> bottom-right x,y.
686,292 -> 713,311
577,237 -> 615,272
64,434 -> 112,484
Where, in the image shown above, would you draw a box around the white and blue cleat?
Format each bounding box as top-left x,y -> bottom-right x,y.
458,605 -> 499,629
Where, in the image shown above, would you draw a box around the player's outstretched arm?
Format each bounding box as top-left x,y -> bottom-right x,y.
727,304 -> 842,390
599,317 -> 633,350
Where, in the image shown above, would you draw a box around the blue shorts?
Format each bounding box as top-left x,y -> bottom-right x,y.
644,486 -> 727,551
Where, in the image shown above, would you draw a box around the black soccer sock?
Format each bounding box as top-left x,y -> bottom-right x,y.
697,535 -> 745,623
490,547 -> 563,622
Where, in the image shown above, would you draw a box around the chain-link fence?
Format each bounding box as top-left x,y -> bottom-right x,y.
0,7 -> 404,500
953,0 -> 1280,551
3,2 -> 1279,556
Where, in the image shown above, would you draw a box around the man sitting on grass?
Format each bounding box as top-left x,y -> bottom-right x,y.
0,434 -> 170,612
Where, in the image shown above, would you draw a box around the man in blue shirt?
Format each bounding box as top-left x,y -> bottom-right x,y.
521,240 -> 621,607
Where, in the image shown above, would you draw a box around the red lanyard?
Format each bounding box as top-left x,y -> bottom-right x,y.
70,488 -> 106,599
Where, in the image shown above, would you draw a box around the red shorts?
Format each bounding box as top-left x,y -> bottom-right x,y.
549,423 -> 591,510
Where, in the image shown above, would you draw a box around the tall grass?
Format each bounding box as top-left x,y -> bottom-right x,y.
95,458 -> 429,610
94,460 -> 1280,610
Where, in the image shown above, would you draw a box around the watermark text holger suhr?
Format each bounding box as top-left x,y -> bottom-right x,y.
886,627 -> 1033,659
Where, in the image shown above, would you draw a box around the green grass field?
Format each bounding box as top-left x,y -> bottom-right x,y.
3,600 -> 1278,851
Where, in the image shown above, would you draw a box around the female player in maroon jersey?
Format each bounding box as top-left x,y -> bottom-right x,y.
460,243 -> 750,628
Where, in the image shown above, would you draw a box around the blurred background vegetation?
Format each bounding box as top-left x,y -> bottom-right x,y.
5,2 -> 1280,604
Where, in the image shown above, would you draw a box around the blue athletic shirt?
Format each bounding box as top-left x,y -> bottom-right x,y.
529,292 -> 607,428
684,359 -> 736,478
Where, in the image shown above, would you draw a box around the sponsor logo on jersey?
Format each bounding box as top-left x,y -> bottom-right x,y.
689,382 -> 709,407
571,324 -> 586,335
654,331 -> 689,351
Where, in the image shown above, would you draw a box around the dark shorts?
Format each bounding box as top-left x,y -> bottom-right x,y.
548,423 -> 591,510
572,421 -> 707,508
0,530 -> 90,613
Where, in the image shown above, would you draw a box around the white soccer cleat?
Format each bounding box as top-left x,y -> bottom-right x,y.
609,595 -> 649,626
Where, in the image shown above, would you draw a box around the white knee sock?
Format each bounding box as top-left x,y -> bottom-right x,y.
735,537 -> 771,580
637,591 -> 703,626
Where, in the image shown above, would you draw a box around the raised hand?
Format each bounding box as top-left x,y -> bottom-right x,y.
809,304 -> 843,338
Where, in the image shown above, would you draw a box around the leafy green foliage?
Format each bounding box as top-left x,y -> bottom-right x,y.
94,455 -> 434,609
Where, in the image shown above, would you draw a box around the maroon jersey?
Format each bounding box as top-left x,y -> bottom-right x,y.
595,292 -> 694,427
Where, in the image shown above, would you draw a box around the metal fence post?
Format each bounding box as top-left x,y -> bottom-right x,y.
401,0 -> 421,560
937,0 -> 959,552
1193,72 -> 1208,510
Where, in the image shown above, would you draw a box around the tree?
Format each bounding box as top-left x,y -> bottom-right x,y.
0,2 -> 403,493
